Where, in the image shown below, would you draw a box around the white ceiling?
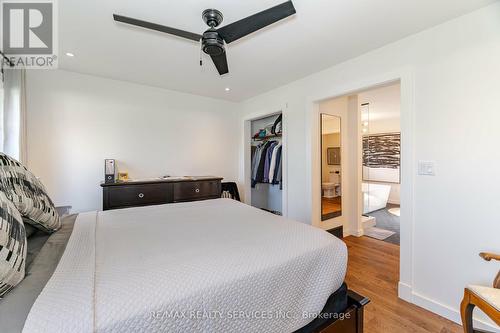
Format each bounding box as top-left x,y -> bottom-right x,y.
59,0 -> 496,102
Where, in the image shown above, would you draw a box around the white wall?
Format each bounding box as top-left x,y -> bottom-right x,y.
26,70 -> 239,212
238,3 -> 500,330
366,117 -> 400,134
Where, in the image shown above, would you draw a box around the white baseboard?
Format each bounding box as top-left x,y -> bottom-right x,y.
398,282 -> 500,332
347,228 -> 364,237
398,281 -> 413,302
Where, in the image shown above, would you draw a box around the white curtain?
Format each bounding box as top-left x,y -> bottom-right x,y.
1,68 -> 27,163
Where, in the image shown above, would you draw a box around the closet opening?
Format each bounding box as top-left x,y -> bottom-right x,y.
247,112 -> 284,216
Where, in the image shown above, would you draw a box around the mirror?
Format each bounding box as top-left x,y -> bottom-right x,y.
321,114 -> 342,220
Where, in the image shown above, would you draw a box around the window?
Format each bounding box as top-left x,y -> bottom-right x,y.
0,77 -> 4,152
0,68 -> 26,161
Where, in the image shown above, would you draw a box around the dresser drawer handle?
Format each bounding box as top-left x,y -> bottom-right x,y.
138,193 -> 145,198
195,188 -> 200,193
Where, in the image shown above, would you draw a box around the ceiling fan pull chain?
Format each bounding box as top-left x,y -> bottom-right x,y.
199,39 -> 203,67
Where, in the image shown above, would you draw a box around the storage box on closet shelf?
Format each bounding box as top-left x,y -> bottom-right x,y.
252,128 -> 282,142
252,114 -> 283,140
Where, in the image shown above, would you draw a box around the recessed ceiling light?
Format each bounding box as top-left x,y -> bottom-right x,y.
65,52 -> 75,57
225,87 -> 230,92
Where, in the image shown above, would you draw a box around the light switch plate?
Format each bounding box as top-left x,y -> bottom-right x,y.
418,161 -> 436,176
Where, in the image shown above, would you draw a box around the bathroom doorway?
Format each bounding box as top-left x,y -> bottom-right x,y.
359,83 -> 401,245
315,83 -> 401,244
309,72 -> 415,308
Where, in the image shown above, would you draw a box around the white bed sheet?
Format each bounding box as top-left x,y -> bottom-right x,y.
24,199 -> 347,333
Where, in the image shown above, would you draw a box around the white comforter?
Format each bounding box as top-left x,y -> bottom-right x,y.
24,199 -> 347,333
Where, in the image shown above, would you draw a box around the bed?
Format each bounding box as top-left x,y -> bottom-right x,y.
1,199 -> 368,333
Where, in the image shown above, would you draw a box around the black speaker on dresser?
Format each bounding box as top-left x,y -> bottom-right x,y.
104,159 -> 117,184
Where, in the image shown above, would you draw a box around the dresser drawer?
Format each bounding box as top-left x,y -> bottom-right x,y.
173,181 -> 221,202
106,183 -> 173,209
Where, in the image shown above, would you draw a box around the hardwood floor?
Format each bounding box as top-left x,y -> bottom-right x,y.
344,236 -> 463,333
322,197 -> 341,215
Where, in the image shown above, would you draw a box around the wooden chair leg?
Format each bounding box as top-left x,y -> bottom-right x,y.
460,289 -> 475,333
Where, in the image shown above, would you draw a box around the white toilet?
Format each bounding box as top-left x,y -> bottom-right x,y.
322,173 -> 341,198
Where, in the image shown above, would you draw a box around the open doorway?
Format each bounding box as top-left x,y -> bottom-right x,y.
359,83 -> 401,245
315,82 -> 402,243
310,73 -> 415,316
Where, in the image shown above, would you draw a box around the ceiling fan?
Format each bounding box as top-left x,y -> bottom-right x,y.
113,1 -> 296,75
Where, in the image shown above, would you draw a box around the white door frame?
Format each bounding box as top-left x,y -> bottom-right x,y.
241,104 -> 288,217
305,68 -> 415,301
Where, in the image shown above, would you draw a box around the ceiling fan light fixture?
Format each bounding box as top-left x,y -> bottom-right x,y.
202,30 -> 225,56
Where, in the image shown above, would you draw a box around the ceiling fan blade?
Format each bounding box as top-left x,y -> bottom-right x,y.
210,52 -> 229,75
113,14 -> 202,42
217,1 -> 296,44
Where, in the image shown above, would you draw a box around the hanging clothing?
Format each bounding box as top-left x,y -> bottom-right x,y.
272,146 -> 282,184
252,141 -> 272,187
250,145 -> 261,180
268,143 -> 282,183
275,149 -> 283,189
251,142 -> 267,179
263,142 -> 278,182
251,139 -> 282,188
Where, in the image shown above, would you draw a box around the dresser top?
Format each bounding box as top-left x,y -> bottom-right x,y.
100,176 -> 223,187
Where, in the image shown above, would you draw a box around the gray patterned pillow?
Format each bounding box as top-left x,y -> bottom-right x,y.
0,153 -> 61,233
0,190 -> 27,297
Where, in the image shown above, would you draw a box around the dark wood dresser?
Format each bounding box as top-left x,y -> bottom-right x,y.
101,177 -> 223,211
